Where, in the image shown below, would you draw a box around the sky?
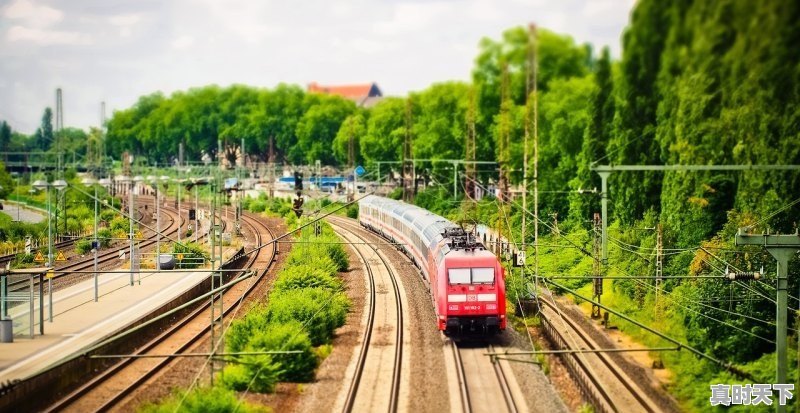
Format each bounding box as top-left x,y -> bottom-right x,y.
0,0 -> 635,134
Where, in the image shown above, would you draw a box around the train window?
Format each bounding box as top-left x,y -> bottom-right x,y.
448,268 -> 471,284
472,268 -> 495,284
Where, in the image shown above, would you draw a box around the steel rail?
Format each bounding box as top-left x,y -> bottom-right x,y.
45,210 -> 277,412
331,217 -> 404,413
449,341 -> 472,413
538,298 -> 657,413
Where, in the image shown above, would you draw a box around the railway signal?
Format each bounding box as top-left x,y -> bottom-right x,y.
292,195 -> 304,218
294,171 -> 303,191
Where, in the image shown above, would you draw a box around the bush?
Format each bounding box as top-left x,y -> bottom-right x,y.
219,354 -> 281,394
273,264 -> 342,293
99,209 -> 117,222
140,384 -> 269,413
266,287 -> 349,346
246,321 -> 318,382
109,216 -> 129,232
227,305 -> 270,354
97,228 -> 113,248
346,204 -> 358,219
75,238 -> 92,254
172,242 -> 209,268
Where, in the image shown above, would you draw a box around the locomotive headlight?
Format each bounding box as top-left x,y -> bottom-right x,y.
448,304 -> 459,311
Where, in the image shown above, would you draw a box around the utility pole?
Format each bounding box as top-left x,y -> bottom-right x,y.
348,117 -> 355,202
55,88 -> 63,179
403,99 -> 414,203
655,223 -> 663,316
100,101 -> 106,172
735,230 -> 799,413
496,62 -> 511,249
268,135 -> 275,199
532,23 -> 540,289
591,213 -> 602,319
465,87 -> 477,203
522,22 -> 535,257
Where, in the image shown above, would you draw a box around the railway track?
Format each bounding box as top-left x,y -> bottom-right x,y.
449,341 -> 523,413
46,210 -> 277,412
3,204 -> 180,296
328,217 -> 405,413
537,296 -> 662,413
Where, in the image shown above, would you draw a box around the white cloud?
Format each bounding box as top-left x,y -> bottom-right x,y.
0,0 -> 634,133
3,0 -> 63,28
171,34 -> 194,50
6,25 -> 91,45
374,2 -> 453,36
109,13 -> 141,27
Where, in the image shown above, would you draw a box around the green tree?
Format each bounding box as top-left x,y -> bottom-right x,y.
360,97 -> 406,165
0,121 -> 10,152
333,112 -> 367,166
33,107 -> 54,151
0,162 -> 13,198
294,94 -> 355,165
569,47 -> 614,225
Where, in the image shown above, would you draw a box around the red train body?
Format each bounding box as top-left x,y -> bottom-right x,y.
359,196 -> 506,335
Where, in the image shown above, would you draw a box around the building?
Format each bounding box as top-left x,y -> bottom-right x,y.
307,82 -> 383,107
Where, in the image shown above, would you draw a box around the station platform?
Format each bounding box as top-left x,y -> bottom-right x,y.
0,267 -> 212,383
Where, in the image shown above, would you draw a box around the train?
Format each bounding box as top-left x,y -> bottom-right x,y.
358,195 -> 506,335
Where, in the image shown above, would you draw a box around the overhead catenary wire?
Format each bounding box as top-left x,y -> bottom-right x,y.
463,176 -> 775,371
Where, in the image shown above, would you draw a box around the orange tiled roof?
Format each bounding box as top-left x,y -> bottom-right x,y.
307,82 -> 380,99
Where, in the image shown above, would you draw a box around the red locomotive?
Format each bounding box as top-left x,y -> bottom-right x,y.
359,195 -> 506,335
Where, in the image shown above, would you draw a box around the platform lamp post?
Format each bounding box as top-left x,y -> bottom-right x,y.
132,176 -> 143,283
32,179 -> 66,322
147,175 -> 159,270
157,175 -> 170,269
173,178 -> 186,243
31,180 -> 53,266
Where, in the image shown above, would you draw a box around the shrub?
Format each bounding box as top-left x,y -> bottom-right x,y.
266,287 -> 349,346
109,216 -> 129,232
75,238 -> 92,254
227,305 -> 270,354
346,204 -> 358,219
172,242 -> 209,268
219,354 -> 281,394
246,320 -> 318,382
273,264 -> 342,293
99,209 -> 117,222
97,228 -> 113,248
139,384 -> 269,413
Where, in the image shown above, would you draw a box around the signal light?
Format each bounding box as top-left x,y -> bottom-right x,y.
292,196 -> 304,218
294,171 -> 303,191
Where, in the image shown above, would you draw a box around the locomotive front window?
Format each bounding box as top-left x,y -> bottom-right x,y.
448,267 -> 495,284
448,268 -> 471,284
472,267 -> 494,284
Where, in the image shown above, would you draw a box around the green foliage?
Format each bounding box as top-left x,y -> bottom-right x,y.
244,321 -> 318,382
139,384 -> 270,413
75,238 -> 92,254
219,354 -> 281,394
273,264 -> 343,293
226,305 -> 270,354
172,242 -> 209,268
0,162 -> 14,199
293,94 -> 356,165
266,287 -> 349,346
345,204 -> 358,219
97,228 -> 113,248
